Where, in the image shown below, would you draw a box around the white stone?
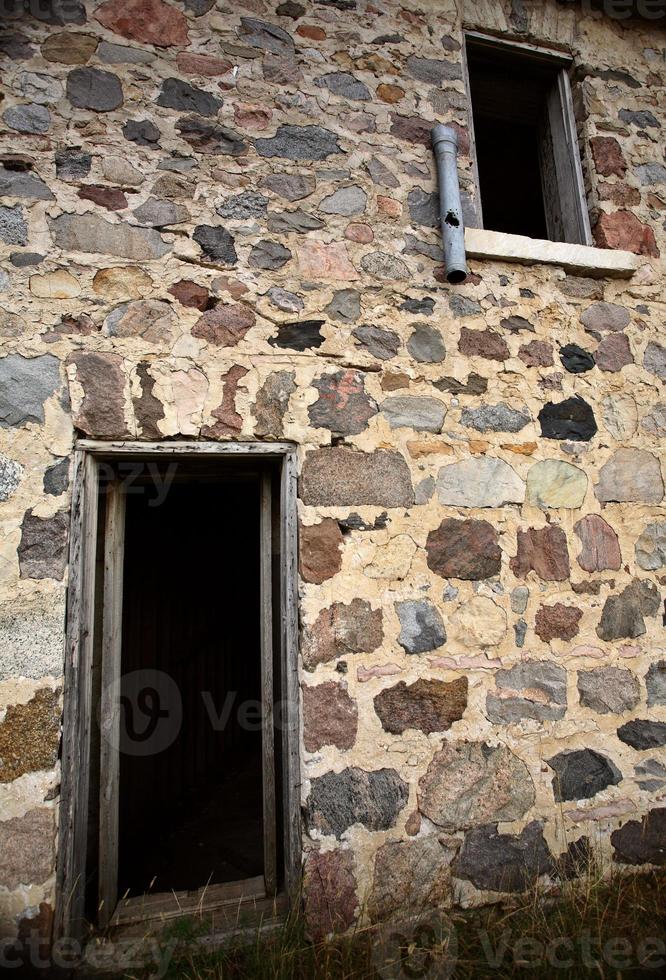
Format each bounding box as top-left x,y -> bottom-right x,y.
437,456 -> 524,507
29,269 -> 80,299
526,459 -> 587,509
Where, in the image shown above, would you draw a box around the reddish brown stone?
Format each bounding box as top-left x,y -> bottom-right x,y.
45,313 -> 96,341
133,362 -> 164,440
95,0 -> 189,47
574,514 -> 621,572
377,83 -> 405,103
459,327 -> 509,361
374,677 -> 468,735
426,518 -> 502,581
519,340 -> 554,367
303,849 -> 357,941
302,599 -> 383,670
595,332 -> 633,372
299,519 -> 343,584
169,279 -> 210,311
68,351 -> 130,438
0,689 -> 60,783
176,51 -> 232,76
590,136 -> 627,178
296,24 -> 326,39
344,222 -> 373,243
390,112 -> 434,146
201,365 -> 248,438
377,195 -> 401,217
302,681 -> 358,751
535,603 -> 583,643
449,121 -> 470,156
233,103 -> 272,130
598,183 -> 641,207
510,526 -> 570,582
78,184 -> 128,211
192,303 -> 256,346
594,210 -> 659,257
17,902 -> 53,964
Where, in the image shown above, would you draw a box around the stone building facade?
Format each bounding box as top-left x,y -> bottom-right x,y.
0,0 -> 665,951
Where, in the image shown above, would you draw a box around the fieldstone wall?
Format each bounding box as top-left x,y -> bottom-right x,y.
0,0 -> 665,944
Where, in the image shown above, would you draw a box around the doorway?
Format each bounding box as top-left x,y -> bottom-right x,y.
55,444 -> 299,938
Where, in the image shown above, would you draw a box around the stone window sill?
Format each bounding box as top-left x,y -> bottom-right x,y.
465,228 -> 639,279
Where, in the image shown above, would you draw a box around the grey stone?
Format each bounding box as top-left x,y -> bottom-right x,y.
319,185 -> 367,216
157,78 -> 222,116
450,295 -> 481,317
254,370 -> 296,439
316,72 -> 370,101
352,325 -> 399,361
255,125 -> 342,161
406,55 -> 461,84
511,586 -> 529,614
646,661 -> 666,707
415,476 -> 435,504
249,240 -> 292,270
55,147 -> 91,180
66,67 -> 123,111
217,192 -> 269,220
50,214 -> 170,260
266,287 -> 303,313
548,749 -> 621,802
0,206 -> 28,246
381,395 -> 446,432
595,449 -> 664,504
644,341 -> 666,381
578,666 -> 640,714
193,224 -> 237,264
239,17 -> 294,55
0,809 -> 54,890
0,455 -> 22,501
396,599 -> 446,654
437,456 -> 524,507
300,448 -> 414,507
454,821 -> 552,892
0,595 -> 65,681
407,323 -> 445,363
642,403 -> 666,438
619,108 -> 659,128
635,522 -> 666,571
487,661 -> 567,724
366,156 -> 399,189
0,354 -> 60,427
418,742 -> 535,831
123,119 -> 161,146
403,234 -> 441,261
43,457 -> 69,496
360,251 -> 409,281
260,172 -> 315,201
325,288 -> 360,323
0,165 -> 54,201
368,837 -> 455,923
597,579 -> 661,641
10,253 -> 43,268
612,808 -> 666,866
461,403 -> 531,433
267,209 -> 323,233
401,296 -> 434,316
3,104 -> 51,134
514,620 -> 527,647
104,300 -> 176,344
580,302 -> 630,333
176,117 -> 245,155
306,767 -> 408,838
29,0 -> 85,23
635,163 -> 666,185
501,315 -> 535,333
18,509 -> 68,580
309,370 -> 377,435
97,41 -> 155,64
407,187 -> 439,227
132,198 -> 189,227
16,71 -> 63,104
617,720 -> 666,750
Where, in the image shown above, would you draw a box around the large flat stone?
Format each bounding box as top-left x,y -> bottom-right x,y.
300,448 -> 413,507
374,677 -> 467,734
0,688 -> 60,782
454,821 -> 552,892
369,837 -> 455,923
437,456 -> 524,507
0,354 -> 60,427
50,214 -> 170,259
306,767 -> 408,838
302,598 -> 383,671
0,808 -> 54,889
595,449 -> 664,504
548,748 -> 622,802
427,518 -> 501,580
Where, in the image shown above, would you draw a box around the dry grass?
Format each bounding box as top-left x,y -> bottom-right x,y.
126,862 -> 666,979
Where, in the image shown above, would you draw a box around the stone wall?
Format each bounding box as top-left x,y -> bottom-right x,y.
0,0 -> 665,945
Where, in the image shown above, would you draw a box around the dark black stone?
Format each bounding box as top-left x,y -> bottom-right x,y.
339,512 -> 389,532
255,125 -> 342,161
239,17 -> 295,55
547,749 -> 622,802
55,147 -> 92,180
400,296 -> 434,316
619,108 -> 660,129
538,396 -> 597,441
123,119 -> 161,147
66,68 -> 123,111
157,78 -> 222,117
269,320 -> 325,351
500,315 -> 534,333
192,225 -> 237,265
28,0 -> 86,24
372,34 -> 404,44
575,65 -> 641,90
176,117 -> 246,156
559,343 -> 595,374
177,0 -> 215,14
10,252 -> 44,267
0,32 -> 35,59
612,808 -> 666,865
248,240 -> 291,270
43,458 -> 70,496
306,767 -> 408,838
454,822 -> 553,892
556,837 -> 593,880
434,373 -> 488,395
617,720 -> 666,750
276,1 -> 305,16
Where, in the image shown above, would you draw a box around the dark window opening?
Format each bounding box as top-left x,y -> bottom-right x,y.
465,35 -> 591,245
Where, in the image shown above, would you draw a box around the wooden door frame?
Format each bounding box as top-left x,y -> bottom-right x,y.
55,441 -> 301,942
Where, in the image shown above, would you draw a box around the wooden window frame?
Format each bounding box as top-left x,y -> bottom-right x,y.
55,441 -> 300,941
462,30 -> 593,247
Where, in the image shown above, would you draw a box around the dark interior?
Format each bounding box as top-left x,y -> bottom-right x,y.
114,467 -> 265,898
466,38 -> 559,239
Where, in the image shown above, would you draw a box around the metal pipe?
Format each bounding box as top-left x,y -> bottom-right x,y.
431,124 -> 468,284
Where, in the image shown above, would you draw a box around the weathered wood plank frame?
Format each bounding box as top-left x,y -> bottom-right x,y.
55,441 -> 300,940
